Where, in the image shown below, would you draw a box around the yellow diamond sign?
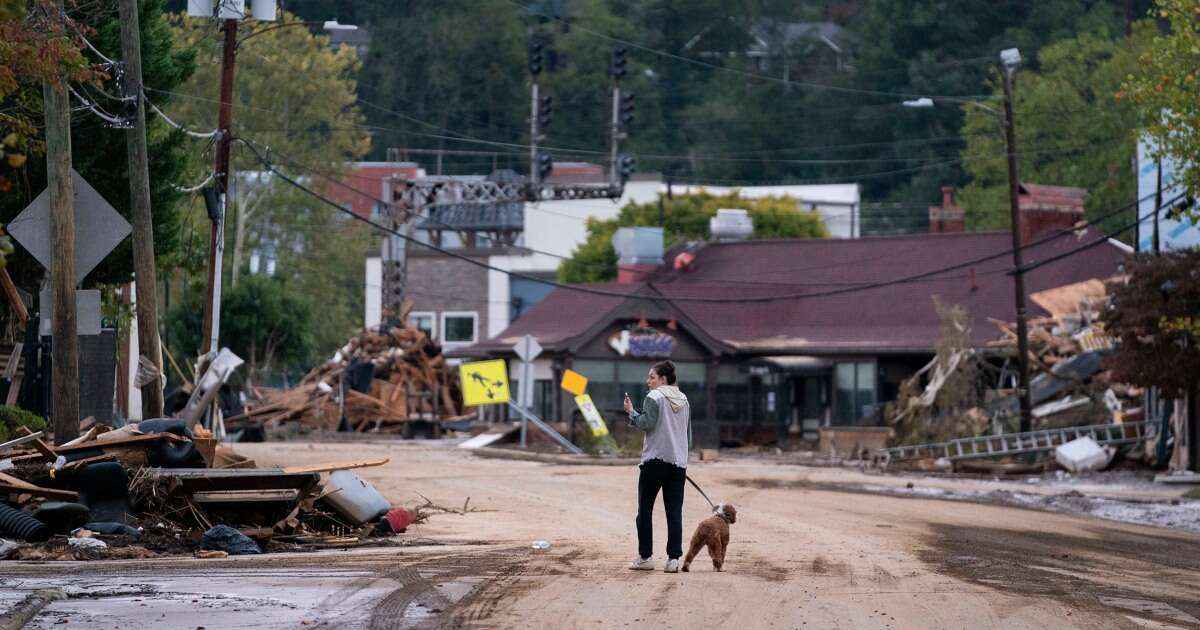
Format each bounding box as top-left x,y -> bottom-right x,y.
560,369 -> 588,396
459,359 -> 511,406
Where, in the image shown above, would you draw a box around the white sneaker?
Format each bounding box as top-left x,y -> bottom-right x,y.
629,556 -> 655,570
664,558 -> 680,573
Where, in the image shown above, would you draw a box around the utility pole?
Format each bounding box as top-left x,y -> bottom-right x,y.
119,0 -> 164,417
1153,156 -> 1162,255
1000,48 -> 1034,433
43,0 -> 79,443
201,18 -> 238,356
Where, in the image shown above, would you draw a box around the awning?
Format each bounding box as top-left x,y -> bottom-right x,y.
751,355 -> 834,373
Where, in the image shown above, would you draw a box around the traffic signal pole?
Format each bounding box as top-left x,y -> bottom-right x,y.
530,80 -> 540,184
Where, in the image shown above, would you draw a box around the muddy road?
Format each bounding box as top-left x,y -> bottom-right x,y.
4,440 -> 1198,629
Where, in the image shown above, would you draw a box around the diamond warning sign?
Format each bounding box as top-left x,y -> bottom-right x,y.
459,359 -> 511,406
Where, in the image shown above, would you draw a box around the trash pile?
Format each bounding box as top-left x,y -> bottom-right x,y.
884,279 -> 1152,470
0,420 -> 414,560
228,317 -> 470,436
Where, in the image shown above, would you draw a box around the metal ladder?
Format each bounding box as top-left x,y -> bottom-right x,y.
877,420 -> 1152,465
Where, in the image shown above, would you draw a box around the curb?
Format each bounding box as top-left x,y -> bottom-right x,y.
0,588 -> 67,630
471,447 -> 638,466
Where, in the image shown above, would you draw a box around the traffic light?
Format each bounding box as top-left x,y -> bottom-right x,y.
536,151 -> 553,180
619,92 -> 635,127
529,42 -> 544,76
618,154 -> 636,182
538,95 -> 553,129
609,46 -> 627,79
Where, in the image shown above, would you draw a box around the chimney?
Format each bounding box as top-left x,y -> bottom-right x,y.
709,208 -> 753,242
611,227 -> 664,284
928,186 -> 965,233
1017,183 -> 1087,245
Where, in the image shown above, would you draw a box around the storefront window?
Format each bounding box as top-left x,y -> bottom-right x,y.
834,361 -> 877,425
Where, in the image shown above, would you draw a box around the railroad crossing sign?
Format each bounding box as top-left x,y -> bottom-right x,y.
574,394 -> 609,437
459,359 -> 510,406
8,169 -> 131,286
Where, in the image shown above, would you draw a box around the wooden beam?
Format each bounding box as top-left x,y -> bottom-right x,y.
0,268 -> 27,324
54,431 -> 187,453
281,458 -> 389,475
17,426 -> 58,461
0,471 -> 79,500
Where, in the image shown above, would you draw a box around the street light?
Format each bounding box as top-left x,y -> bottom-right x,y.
903,48 -> 1035,432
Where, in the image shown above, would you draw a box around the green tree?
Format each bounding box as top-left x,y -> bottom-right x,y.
355,0 -> 526,164
559,192 -> 828,283
165,274 -> 317,383
241,177 -> 376,364
845,0 -> 1131,203
0,0 -> 194,293
957,25 -> 1152,235
168,10 -> 370,284
1122,0 -> 1200,218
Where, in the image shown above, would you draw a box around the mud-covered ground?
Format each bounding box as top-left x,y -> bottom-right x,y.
3,440 -> 1198,629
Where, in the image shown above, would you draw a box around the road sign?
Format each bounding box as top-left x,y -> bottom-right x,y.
38,288 -> 101,336
512,334 -> 543,363
8,169 -> 131,286
560,369 -> 587,396
459,359 -> 510,406
574,394 -> 609,437
512,335 -> 542,407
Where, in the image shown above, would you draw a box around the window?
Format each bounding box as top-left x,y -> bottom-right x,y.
441,312 -> 477,344
409,311 -> 435,339
833,361 -> 877,425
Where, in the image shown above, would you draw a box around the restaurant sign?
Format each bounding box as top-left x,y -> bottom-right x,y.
608,326 -> 675,358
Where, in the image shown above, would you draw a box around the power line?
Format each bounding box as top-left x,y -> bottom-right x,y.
509,0 -> 993,102
238,138 -> 1155,307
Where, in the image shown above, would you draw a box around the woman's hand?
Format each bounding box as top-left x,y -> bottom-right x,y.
623,395 -> 633,415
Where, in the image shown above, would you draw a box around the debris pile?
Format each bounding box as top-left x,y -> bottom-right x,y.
229,316 -> 470,436
0,421 -> 414,560
885,280 -> 1152,467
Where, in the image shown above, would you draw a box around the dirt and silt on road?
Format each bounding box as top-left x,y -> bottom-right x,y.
4,440 -> 1199,629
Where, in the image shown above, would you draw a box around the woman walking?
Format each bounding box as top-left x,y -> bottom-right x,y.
623,360 -> 692,573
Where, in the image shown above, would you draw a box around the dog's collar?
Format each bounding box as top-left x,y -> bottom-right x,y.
713,509 -> 732,523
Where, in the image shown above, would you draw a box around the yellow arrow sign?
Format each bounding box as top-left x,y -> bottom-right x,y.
459,359 -> 511,406
574,394 -> 609,437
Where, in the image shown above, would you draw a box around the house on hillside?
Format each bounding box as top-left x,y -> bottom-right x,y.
684,19 -> 856,80
457,185 -> 1128,447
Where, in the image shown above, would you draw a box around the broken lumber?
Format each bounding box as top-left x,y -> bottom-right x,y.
0,471 -> 79,500
281,458 -> 389,474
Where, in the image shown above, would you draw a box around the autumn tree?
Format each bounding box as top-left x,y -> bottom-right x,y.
0,0 -> 194,292
559,192 -> 828,283
1102,249 -> 1200,398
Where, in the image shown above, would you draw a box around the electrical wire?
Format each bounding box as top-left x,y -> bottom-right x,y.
143,95 -> 221,138
510,0 -> 995,102
237,138 -> 1156,307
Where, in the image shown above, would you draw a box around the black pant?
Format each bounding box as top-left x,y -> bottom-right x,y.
636,458 -> 685,560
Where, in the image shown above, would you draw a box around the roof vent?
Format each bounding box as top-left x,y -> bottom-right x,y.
710,208 -> 753,242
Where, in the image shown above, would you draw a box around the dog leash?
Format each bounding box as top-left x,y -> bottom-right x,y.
685,474 -> 716,510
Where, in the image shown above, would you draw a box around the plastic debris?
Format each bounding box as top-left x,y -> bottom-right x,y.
201,524 -> 261,555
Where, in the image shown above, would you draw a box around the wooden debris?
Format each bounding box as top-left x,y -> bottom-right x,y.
238,320 -> 469,435
281,458 -> 389,474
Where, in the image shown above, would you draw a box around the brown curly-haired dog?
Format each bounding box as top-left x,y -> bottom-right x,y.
682,503 -> 737,572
